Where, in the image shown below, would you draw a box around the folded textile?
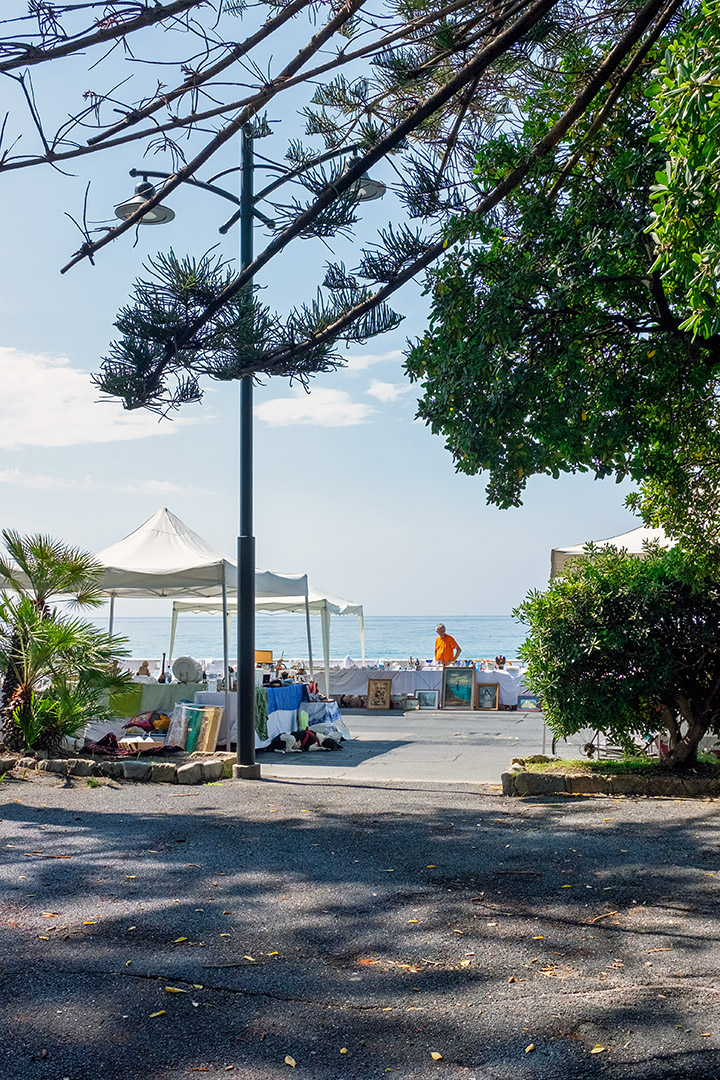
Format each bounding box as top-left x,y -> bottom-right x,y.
254,686 -> 269,740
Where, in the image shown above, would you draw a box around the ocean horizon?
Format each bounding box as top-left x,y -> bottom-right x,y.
91,614 -> 527,664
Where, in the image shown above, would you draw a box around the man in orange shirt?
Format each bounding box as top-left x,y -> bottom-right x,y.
435,624 -> 462,666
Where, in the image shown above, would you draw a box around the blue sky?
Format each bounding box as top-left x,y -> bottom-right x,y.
0,7 -> 639,618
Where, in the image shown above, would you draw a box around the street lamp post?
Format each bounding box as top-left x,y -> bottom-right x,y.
116,132 -> 385,778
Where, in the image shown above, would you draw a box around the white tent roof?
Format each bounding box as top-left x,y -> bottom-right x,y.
96,507 -> 308,599
171,587 -> 361,616
550,524 -> 671,579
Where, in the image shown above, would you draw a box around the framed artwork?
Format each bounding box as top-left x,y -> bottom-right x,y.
476,682 -> 499,711
416,689 -> 440,710
404,696 -> 420,710
442,666 -> 476,709
367,678 -> 393,710
517,693 -> 542,712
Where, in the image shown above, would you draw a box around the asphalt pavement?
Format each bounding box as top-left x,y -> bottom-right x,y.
2,749 -> 720,1080
259,708 -> 546,784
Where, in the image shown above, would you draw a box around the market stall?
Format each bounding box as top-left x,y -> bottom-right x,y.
315,664 -> 528,707
550,524 -> 671,578
170,586 -> 365,696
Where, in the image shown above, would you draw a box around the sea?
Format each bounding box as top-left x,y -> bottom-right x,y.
90,614 -> 527,664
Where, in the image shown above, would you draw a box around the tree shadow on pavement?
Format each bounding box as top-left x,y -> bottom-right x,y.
1,777 -> 719,1080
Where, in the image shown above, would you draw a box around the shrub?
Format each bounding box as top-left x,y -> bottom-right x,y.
515,544 -> 720,767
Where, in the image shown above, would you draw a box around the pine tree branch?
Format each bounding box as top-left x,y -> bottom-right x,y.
0,0 -> 507,176
86,0 -> 313,147
0,0 -> 204,73
60,0 -> 371,273
252,0 -> 681,373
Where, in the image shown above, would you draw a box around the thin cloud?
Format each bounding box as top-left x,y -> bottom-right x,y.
0,469 -> 204,495
254,387 -> 375,427
341,348 -> 404,373
0,347 -> 192,449
366,379 -> 410,403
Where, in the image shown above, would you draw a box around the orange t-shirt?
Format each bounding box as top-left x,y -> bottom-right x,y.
435,634 -> 459,664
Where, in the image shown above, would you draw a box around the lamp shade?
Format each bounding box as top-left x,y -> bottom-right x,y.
351,174 -> 387,202
115,181 -> 175,225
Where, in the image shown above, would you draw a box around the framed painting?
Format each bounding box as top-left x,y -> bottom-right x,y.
404,696 -> 420,710
517,693 -> 542,712
416,689 -> 440,710
442,666 -> 476,709
476,682 -> 499,711
367,678 -> 393,710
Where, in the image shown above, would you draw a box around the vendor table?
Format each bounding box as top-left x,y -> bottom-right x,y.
195,683 -> 307,749
316,666 -> 528,707
109,681 -> 205,718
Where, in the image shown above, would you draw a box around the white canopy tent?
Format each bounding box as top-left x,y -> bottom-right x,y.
169,588 -> 365,695
95,508 -> 309,725
550,524 -> 671,578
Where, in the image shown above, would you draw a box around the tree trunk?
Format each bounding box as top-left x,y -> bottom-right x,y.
664,693 -> 708,767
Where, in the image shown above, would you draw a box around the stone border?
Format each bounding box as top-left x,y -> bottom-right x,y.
502,768 -> 720,798
0,751 -> 237,785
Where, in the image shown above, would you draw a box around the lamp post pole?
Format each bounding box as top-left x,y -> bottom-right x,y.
235,124 -> 260,778
118,143 -> 385,779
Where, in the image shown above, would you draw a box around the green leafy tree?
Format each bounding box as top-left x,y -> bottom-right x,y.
516,545 -> 720,768
647,0 -> 720,338
406,20 -> 720,544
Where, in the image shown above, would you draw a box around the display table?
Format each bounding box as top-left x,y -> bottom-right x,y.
195,683 -> 307,749
316,666 -> 528,707
110,681 -> 205,718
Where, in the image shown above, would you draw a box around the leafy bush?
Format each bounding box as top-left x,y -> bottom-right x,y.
515,544 -> 720,768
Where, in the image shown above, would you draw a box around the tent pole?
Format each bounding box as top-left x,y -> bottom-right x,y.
321,602 -> 331,700
304,594 -> 314,682
358,609 -> 365,666
168,605 -> 178,665
222,567 -> 230,751
108,594 -> 115,637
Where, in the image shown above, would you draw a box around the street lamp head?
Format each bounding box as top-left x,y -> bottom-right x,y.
115,180 -> 176,225
342,160 -> 386,202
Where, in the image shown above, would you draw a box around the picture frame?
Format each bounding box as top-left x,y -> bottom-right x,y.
416,689 -> 440,710
367,677 -> 393,710
475,682 -> 500,711
404,695 -> 420,710
517,693 -> 542,713
441,666 -> 476,709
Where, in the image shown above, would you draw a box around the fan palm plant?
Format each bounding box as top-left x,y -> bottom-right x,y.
0,531 -> 128,751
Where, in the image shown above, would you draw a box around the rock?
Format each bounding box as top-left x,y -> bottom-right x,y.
98,760 -> 124,780
17,757 -> 37,770
644,775 -> 685,797
682,778 -> 709,798
513,771 -> 565,796
66,758 -> 95,777
501,771 -> 515,796
150,762 -> 177,784
123,760 -> 151,782
36,759 -> 52,772
200,759 -> 223,782
610,774 -> 650,796
47,759 -> 70,775
0,756 -> 20,773
177,762 -> 202,785
565,773 -> 610,795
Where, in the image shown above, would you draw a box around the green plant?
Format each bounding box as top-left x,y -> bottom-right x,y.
87,779 -> 101,789
515,544 -> 720,768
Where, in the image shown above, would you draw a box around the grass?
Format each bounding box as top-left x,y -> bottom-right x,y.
87,778 -> 101,788
525,753 -> 720,777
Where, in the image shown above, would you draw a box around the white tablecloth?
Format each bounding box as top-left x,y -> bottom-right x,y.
194,691 -> 297,749
317,666 -> 528,706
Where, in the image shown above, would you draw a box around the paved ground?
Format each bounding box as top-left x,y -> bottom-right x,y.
2,764 -> 720,1080
260,709 -> 546,784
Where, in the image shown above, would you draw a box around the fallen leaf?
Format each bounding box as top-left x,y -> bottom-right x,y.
174,937 -> 188,943
561,885 -> 572,889
83,920 -> 97,925
38,935 -> 49,940
243,955 -> 255,962
165,987 -> 188,993
40,913 -> 59,918
525,1044 -> 535,1053
340,1047 -> 348,1054
430,1052 -> 443,1061
590,1045 -> 606,1054
285,1056 -> 296,1068
220,933 -> 231,938
426,865 -> 436,868
590,911 -> 619,923
149,1010 -> 166,1018
508,976 -> 516,983
127,926 -> 137,932
268,951 -> 279,956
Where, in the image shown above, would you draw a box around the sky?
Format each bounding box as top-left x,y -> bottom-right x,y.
0,5 -> 639,620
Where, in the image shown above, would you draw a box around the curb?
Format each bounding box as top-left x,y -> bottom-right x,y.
5,751 -> 237,785
502,768 -> 720,798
